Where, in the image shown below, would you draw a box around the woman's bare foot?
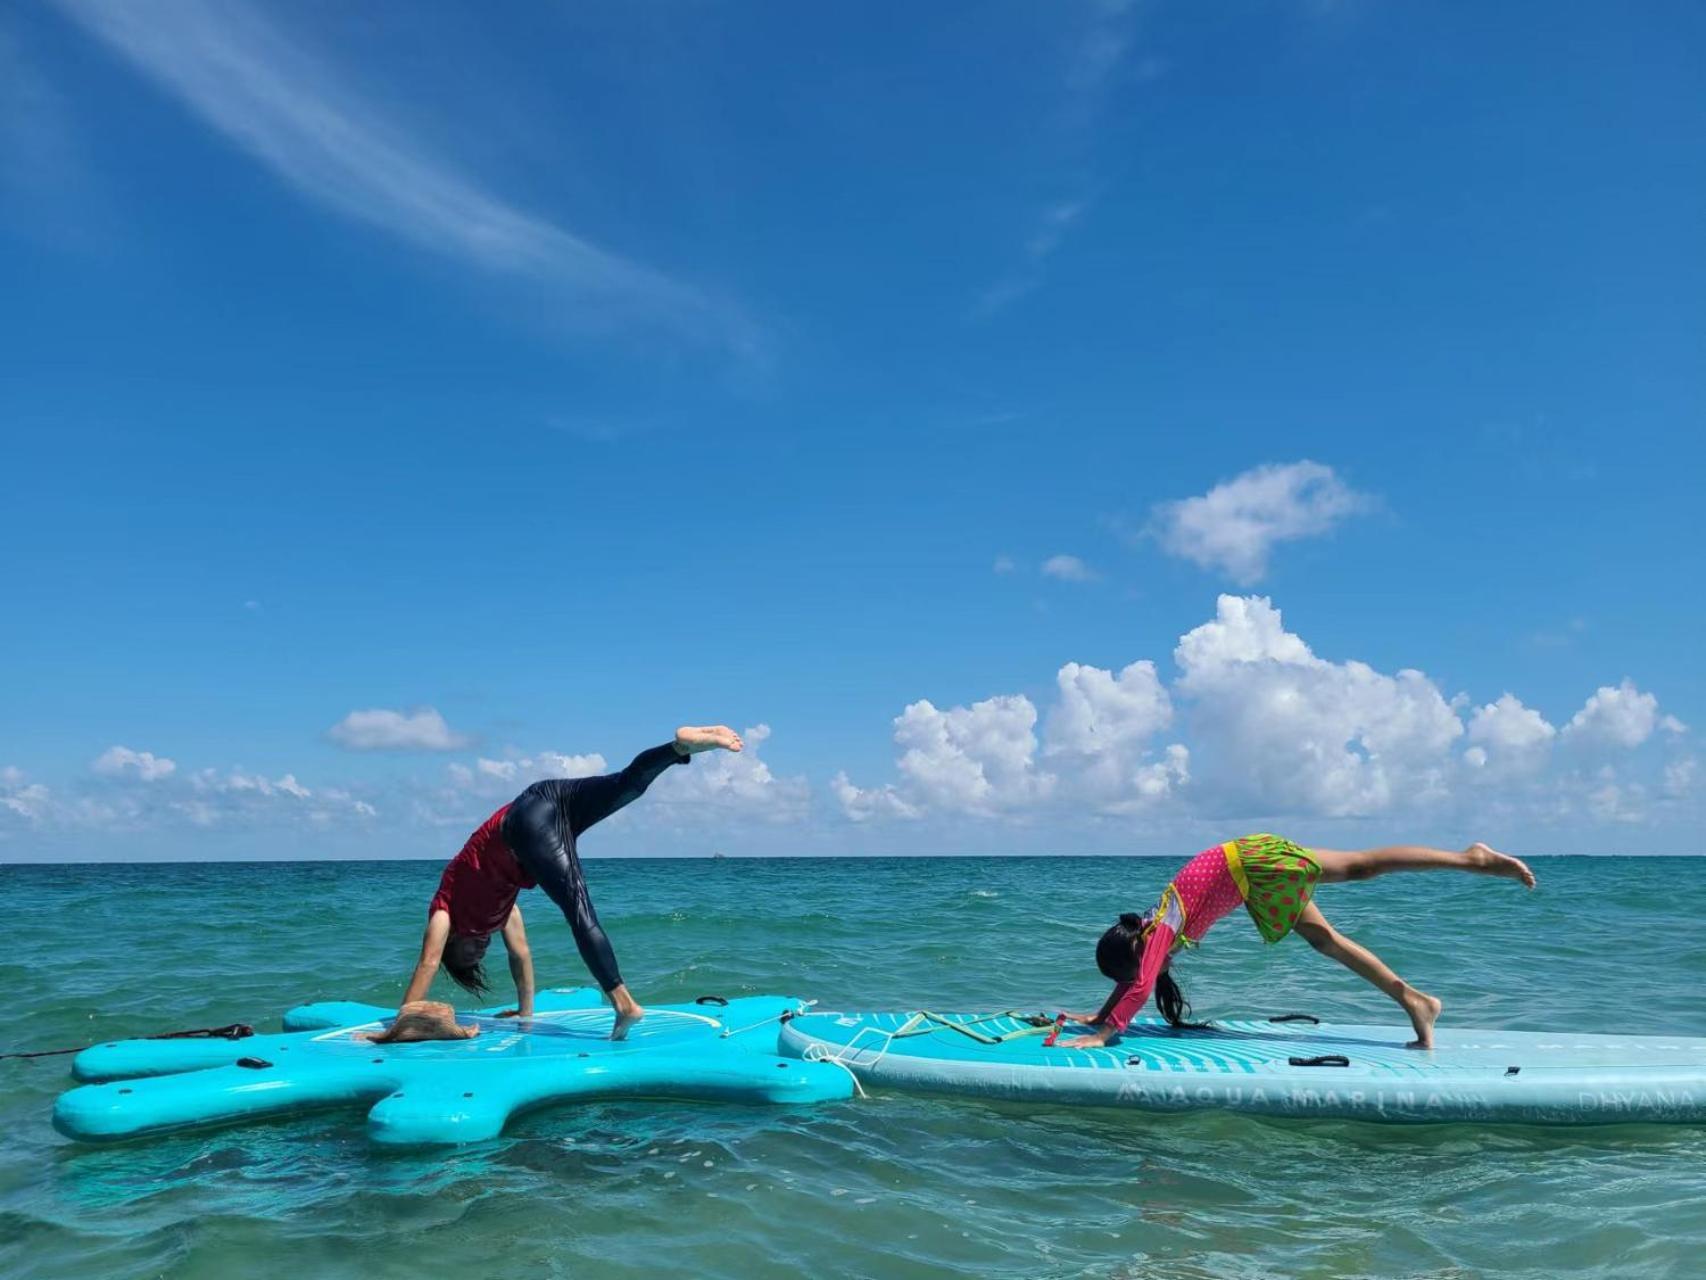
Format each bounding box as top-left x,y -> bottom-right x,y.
362,1000 -> 479,1044
1465,842 -> 1537,889
674,725 -> 743,755
1400,988 -> 1443,1049
608,985 -> 645,1042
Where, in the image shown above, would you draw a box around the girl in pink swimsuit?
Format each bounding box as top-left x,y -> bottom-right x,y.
1062,834 -> 1537,1050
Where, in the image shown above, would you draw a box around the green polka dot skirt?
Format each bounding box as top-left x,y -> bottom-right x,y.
1234,833 -> 1323,943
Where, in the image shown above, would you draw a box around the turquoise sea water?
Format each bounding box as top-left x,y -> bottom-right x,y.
5,855 -> 1706,1279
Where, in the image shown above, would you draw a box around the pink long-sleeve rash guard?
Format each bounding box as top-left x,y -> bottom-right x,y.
1093,842 -> 1246,1035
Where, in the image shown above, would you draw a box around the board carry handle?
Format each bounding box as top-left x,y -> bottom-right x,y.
1269,1013 -> 1321,1025
1288,1054 -> 1349,1068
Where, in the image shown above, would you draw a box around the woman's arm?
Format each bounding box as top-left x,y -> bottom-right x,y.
500,905 -> 535,1017
401,911 -> 452,1005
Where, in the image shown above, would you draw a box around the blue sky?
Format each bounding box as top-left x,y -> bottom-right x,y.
2,0 -> 1701,860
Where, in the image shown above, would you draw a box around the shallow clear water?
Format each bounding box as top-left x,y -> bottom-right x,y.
4,855 -> 1705,1279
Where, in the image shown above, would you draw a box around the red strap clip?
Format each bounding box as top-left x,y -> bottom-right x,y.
1042,1012 -> 1068,1047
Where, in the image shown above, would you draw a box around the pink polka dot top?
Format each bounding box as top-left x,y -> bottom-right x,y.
1094,843 -> 1245,1033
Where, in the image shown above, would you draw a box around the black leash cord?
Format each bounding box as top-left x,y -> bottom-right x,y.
0,1022 -> 255,1062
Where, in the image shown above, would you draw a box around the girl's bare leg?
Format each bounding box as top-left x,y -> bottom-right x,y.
1310,841 -> 1535,888
1292,904 -> 1442,1048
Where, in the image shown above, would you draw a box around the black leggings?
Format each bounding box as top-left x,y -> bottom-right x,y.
500,744 -> 685,993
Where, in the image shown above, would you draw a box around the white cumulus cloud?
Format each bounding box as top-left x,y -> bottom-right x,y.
830,771 -> 922,823
1,766 -> 51,825
329,707 -> 469,752
1464,694 -> 1556,775
91,745 -> 178,782
1044,660 -> 1188,811
1151,461 -> 1372,584
1562,679 -> 1684,750
1047,660 -> 1173,756
659,725 -> 811,824
830,594 -> 1691,836
446,751 -> 610,798
1174,595 -> 1462,818
890,695 -> 1054,816
150,764 -> 376,829
1664,757 -> 1698,800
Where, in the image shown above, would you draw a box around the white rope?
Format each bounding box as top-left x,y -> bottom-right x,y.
719,999 -> 818,1040
801,1043 -> 868,1098
823,1019 -> 909,1071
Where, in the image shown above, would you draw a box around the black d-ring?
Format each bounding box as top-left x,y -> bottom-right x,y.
694,995 -> 730,1007
1288,1054 -> 1349,1068
1269,1013 -> 1321,1025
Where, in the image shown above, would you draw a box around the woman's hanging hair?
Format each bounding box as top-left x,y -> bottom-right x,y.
1095,911 -> 1212,1030
442,935 -> 491,996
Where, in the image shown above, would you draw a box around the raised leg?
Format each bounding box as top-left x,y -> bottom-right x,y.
1292,903 -> 1441,1048
1310,841 -> 1535,888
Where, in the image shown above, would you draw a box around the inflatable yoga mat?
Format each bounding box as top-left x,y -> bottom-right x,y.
55,989 -> 852,1145
779,1010 -> 1706,1124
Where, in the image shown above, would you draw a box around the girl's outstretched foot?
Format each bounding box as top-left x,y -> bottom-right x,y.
675,725 -> 743,755
1401,988 -> 1443,1049
1466,842 -> 1536,889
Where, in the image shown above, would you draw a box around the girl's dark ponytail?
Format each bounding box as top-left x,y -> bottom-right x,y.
1095,910 -> 1213,1029
1096,913 -> 1150,982
1154,967 -> 1211,1030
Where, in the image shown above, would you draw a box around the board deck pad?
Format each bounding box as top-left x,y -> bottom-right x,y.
779,1010 -> 1706,1124
55,990 -> 852,1145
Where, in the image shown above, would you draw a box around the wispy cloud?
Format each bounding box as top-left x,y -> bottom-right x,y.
974,200 -> 1087,316
1064,0 -> 1141,102
974,0 -> 1143,316
328,707 -> 470,752
1041,553 -> 1098,583
51,0 -> 761,357
0,15 -> 108,243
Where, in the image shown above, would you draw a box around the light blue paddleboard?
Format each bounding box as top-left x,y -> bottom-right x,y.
779,1010 -> 1706,1124
56,989 -> 851,1145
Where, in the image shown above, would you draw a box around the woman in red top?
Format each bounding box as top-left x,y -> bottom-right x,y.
378,726 -> 742,1044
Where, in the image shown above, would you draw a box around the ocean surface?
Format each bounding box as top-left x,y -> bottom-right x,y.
4,855 -> 1705,1279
